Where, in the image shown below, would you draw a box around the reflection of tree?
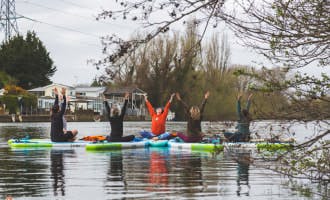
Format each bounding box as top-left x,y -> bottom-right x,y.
0,149 -> 49,197
105,151 -> 127,195
236,152 -> 251,196
50,149 -> 75,197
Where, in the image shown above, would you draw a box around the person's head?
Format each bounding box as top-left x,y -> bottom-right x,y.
156,107 -> 163,115
111,105 -> 121,117
52,104 -> 59,113
189,106 -> 201,120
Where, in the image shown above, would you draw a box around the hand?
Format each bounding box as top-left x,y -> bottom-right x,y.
248,93 -> 253,101
124,92 -> 129,99
61,87 -> 66,96
237,93 -> 243,100
204,91 -> 210,99
169,93 -> 175,102
67,96 -> 70,102
101,93 -> 107,101
54,88 -> 58,95
143,94 -> 148,101
176,92 -> 181,101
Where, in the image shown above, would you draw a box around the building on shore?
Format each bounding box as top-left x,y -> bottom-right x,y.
103,86 -> 147,118
1,84 -> 176,122
25,84 -> 148,121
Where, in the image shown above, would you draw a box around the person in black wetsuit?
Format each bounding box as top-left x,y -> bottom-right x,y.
51,88 -> 78,142
103,92 -> 135,142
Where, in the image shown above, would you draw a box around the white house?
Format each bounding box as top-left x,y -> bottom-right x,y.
29,84 -> 105,113
28,83 -> 75,112
70,87 -> 105,113
74,87 -> 105,97
0,88 -> 4,96
29,83 -> 75,97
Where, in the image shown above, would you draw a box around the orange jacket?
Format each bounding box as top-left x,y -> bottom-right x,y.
146,100 -> 170,135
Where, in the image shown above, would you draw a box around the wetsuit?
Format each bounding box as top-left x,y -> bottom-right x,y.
104,99 -> 135,142
224,99 -> 251,142
51,95 -> 74,142
176,98 -> 207,143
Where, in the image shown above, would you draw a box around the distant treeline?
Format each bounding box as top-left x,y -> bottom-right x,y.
100,22 -> 330,121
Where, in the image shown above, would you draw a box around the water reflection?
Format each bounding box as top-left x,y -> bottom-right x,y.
0,124 -> 48,143
0,122 -> 325,199
50,149 -> 75,197
170,151 -> 204,197
147,148 -> 169,192
0,148 -> 49,197
236,152 -> 251,196
105,151 -> 127,196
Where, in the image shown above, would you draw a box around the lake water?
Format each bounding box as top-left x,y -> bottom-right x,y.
0,121 -> 327,200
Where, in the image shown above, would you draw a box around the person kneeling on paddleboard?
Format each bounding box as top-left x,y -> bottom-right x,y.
50,87 -> 78,142
103,92 -> 135,142
140,93 -> 175,141
175,91 -> 209,143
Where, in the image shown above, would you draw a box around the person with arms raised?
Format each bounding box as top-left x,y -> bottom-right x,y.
103,92 -> 135,142
140,93 -> 175,140
50,87 -> 78,142
224,93 -> 253,142
175,91 -> 210,143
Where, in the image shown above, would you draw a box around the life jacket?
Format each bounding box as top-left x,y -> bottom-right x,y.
81,135 -> 107,141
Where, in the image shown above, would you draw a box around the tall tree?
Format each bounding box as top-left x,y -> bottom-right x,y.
0,31 -> 56,89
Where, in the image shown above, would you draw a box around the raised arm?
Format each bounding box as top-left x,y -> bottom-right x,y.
199,91 -> 209,114
246,93 -> 253,111
102,94 -> 110,116
162,93 -> 175,116
176,92 -> 189,114
120,92 -> 129,119
144,94 -> 156,117
237,93 -> 243,118
54,88 -> 59,105
59,88 -> 66,116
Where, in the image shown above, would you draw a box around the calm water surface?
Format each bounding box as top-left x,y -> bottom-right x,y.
0,121 -> 326,200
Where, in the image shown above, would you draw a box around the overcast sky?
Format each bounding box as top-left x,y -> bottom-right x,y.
1,0 -> 327,87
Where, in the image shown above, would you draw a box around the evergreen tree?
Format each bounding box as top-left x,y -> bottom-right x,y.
0,31 -> 56,89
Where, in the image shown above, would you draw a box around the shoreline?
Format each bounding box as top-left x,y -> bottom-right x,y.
0,114 -> 146,122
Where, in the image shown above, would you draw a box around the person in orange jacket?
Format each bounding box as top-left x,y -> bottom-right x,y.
140,93 -> 175,140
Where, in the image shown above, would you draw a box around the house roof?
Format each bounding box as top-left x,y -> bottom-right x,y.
75,87 -> 106,92
104,86 -> 146,95
28,83 -> 74,92
28,86 -> 45,92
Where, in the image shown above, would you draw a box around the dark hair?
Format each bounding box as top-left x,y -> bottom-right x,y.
242,109 -> 251,121
52,104 -> 59,113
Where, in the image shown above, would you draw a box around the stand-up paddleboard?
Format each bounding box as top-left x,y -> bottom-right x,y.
168,141 -> 293,152
85,140 -> 149,151
148,140 -> 168,147
168,141 -> 223,152
8,138 -> 90,148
